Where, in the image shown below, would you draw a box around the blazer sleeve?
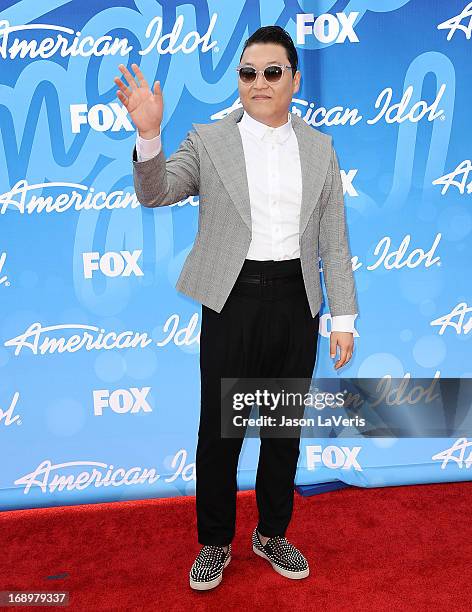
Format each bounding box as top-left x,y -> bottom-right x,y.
318,143 -> 359,317
132,129 -> 200,207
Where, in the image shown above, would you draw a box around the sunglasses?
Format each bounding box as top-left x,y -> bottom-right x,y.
236,64 -> 294,84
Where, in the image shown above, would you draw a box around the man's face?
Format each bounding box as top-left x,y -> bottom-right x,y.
237,42 -> 300,127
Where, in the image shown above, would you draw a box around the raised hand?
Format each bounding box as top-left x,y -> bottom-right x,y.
114,63 -> 163,139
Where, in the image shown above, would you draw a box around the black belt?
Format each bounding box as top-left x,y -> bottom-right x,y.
237,272 -> 302,285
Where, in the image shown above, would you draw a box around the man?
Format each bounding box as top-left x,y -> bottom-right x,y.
116,25 -> 358,590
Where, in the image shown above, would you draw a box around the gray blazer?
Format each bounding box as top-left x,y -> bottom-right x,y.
132,106 -> 358,318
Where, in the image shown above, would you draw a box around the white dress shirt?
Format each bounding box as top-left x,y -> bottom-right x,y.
135,112 -> 357,333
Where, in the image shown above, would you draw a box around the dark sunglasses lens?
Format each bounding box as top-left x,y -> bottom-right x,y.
264,66 -> 283,82
239,67 -> 256,82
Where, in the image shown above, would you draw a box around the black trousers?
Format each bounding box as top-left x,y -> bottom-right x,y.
196,257 -> 320,545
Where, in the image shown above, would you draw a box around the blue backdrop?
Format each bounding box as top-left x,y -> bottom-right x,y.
1,0 -> 471,510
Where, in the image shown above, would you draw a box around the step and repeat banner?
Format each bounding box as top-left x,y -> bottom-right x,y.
1,0 -> 471,510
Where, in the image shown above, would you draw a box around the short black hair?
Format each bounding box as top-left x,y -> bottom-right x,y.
239,25 -> 298,77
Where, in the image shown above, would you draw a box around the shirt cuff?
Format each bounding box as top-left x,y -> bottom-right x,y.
136,131 -> 162,162
331,314 -> 358,333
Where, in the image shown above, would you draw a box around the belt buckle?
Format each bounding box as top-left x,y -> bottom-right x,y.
260,271 -> 266,297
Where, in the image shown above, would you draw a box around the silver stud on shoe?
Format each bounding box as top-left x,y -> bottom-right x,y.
252,528 -> 309,579
189,543 -> 232,590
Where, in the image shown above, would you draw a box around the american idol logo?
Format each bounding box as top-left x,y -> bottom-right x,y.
431,303 -> 472,335
433,160 -> 472,195
432,438 -> 472,469
0,15 -> 217,60
3,314 -> 201,356
0,180 -> 197,214
218,86 -> 445,129
14,460 -> 160,494
437,2 -> 472,41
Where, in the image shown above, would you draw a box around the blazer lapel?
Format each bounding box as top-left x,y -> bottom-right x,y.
192,107 -> 331,237
290,112 -> 331,236
192,107 -> 251,231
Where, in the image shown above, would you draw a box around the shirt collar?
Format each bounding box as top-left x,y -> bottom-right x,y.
239,109 -> 292,144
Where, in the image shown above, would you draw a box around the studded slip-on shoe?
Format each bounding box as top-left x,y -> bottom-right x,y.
252,528 -> 309,579
189,543 -> 232,590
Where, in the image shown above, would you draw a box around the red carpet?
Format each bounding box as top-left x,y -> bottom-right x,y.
2,482 -> 472,611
